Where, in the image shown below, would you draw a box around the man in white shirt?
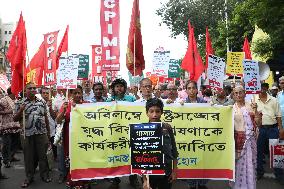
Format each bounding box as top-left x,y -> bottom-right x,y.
135,78 -> 153,102
82,80 -> 94,102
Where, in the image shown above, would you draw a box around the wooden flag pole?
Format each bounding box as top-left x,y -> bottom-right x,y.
133,28 -> 136,82
22,55 -> 26,139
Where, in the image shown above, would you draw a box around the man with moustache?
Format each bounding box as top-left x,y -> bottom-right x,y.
14,82 -> 51,188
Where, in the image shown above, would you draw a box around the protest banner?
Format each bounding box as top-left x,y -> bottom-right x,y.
70,102 -> 234,181
56,55 -> 79,89
91,45 -> 106,84
100,0 -> 120,71
130,122 -> 164,175
226,52 -> 244,76
168,59 -> 181,78
76,54 -> 89,80
43,30 -> 59,85
207,55 -> 226,91
152,47 -> 170,77
0,74 -> 11,92
243,59 -> 261,94
269,139 -> 284,169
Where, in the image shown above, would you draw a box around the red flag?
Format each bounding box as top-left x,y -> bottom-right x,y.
181,22 -> 204,81
56,25 -> 69,69
181,21 -> 194,79
126,0 -> 145,76
205,27 -> 214,69
6,13 -> 27,95
192,33 -> 205,81
243,37 -> 252,59
26,41 -> 45,86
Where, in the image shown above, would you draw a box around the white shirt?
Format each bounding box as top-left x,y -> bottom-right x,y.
83,90 -> 94,102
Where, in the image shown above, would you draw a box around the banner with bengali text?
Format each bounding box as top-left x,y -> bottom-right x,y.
70,102 -> 234,181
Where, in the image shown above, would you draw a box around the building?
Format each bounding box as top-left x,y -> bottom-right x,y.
0,22 -> 16,48
0,19 -> 15,79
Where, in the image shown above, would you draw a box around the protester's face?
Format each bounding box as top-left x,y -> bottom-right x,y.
280,80 -> 284,90
271,89 -> 278,96
167,84 -> 178,99
41,89 -> 50,101
51,88 -> 57,97
154,85 -> 162,98
26,84 -> 37,99
186,83 -> 198,98
140,80 -> 152,97
93,85 -> 104,98
233,88 -> 245,102
114,84 -> 125,96
147,106 -> 162,122
261,86 -> 269,94
72,88 -> 83,103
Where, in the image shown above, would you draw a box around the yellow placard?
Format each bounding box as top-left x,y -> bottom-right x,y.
70,102 -> 234,180
226,52 -> 245,76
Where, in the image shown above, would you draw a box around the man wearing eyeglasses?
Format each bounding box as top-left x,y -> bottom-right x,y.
136,78 -> 153,102
14,82 -> 51,187
164,83 -> 183,104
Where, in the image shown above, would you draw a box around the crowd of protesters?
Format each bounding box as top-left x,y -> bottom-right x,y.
0,77 -> 284,189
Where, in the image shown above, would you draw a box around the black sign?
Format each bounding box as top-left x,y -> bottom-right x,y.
130,122 -> 164,175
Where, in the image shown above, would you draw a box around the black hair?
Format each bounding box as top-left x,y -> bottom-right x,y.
70,85 -> 83,94
185,80 -> 198,89
261,82 -> 269,88
204,88 -> 213,97
40,87 -> 49,94
92,82 -> 104,90
224,85 -> 232,96
110,78 -> 127,93
146,98 -> 164,113
7,87 -> 12,95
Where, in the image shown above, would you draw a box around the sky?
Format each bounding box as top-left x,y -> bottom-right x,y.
0,0 -> 187,82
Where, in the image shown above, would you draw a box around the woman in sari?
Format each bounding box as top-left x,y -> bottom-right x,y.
232,86 -> 262,189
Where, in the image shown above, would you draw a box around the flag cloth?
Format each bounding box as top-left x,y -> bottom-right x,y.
205,27 -> 214,69
56,25 -> 69,69
181,21 -> 204,81
242,37 -> 252,60
26,41 -> 45,86
126,0 -> 145,76
181,21 -> 194,79
6,13 -> 27,95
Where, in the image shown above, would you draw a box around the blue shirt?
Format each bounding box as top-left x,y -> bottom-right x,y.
277,91 -> 284,128
106,95 -> 136,102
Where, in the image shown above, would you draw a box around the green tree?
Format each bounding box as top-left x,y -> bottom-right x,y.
157,0 -> 284,60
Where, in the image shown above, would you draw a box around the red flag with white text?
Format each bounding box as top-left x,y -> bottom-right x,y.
43,30 -> 59,85
100,0 -> 120,71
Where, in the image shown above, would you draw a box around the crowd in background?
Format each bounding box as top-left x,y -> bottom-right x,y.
0,77 -> 284,189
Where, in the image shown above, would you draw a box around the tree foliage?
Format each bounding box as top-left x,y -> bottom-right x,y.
157,0 -> 284,60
